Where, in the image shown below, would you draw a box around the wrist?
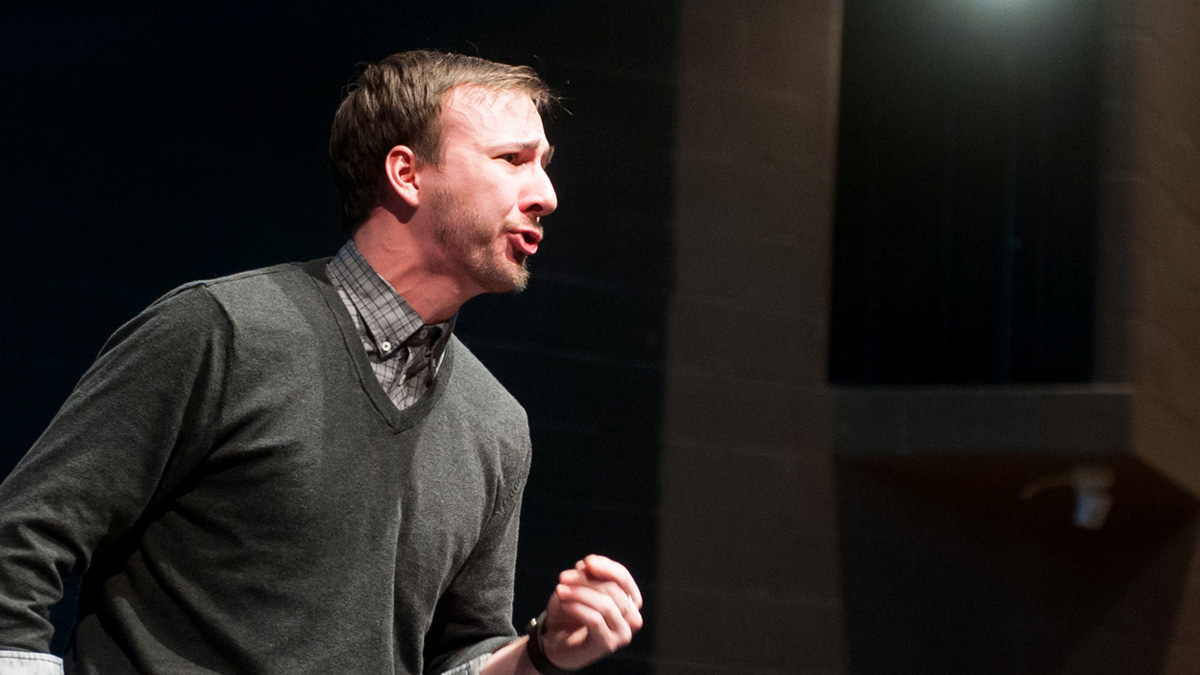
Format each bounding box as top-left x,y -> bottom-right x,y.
524,611 -> 569,674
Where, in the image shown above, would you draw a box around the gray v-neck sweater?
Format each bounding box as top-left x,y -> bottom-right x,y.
0,260 -> 529,674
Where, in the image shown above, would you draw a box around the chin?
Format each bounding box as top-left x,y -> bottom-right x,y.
471,257 -> 530,294
496,266 -> 531,294
508,272 -> 530,294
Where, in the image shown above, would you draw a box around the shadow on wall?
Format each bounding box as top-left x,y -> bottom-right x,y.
837,455 -> 1198,675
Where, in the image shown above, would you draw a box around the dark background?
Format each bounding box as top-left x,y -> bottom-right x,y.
830,0 -> 1102,385
0,2 -> 677,671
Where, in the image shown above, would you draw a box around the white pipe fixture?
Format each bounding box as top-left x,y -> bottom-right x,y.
1020,465 -> 1115,530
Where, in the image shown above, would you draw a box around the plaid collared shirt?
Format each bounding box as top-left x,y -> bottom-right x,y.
327,240 -> 454,411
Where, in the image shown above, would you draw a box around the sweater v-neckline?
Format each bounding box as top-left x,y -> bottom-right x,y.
300,258 -> 455,434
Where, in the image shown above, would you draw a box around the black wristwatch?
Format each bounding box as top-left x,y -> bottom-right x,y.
524,611 -> 569,674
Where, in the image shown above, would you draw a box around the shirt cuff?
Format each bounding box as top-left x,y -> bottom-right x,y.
437,652 -> 490,675
0,651 -> 63,675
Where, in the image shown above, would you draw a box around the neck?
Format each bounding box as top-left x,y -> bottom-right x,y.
352,213 -> 479,324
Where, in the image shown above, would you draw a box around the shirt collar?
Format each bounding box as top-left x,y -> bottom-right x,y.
327,240 -> 454,360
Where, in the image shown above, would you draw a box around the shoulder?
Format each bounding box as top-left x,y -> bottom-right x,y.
437,338 -> 532,509
103,260 -> 339,367
168,261 -> 329,318
444,338 -> 526,412
441,337 -> 530,442
157,260 -> 336,338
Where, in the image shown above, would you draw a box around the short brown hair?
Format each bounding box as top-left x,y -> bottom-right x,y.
329,50 -> 554,235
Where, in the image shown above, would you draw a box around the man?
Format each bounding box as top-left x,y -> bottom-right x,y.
0,50 -> 642,675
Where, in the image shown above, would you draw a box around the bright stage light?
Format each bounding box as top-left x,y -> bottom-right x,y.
971,0 -> 1037,19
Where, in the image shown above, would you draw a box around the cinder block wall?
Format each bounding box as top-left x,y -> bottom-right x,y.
1097,0 -> 1200,670
655,2 -> 847,673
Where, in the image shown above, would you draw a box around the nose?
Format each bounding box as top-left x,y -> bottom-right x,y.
520,165 -> 558,217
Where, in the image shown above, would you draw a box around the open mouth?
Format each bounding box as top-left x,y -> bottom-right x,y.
508,226 -> 543,258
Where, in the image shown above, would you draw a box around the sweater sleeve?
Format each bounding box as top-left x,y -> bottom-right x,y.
0,286 -> 229,653
423,426 -> 532,675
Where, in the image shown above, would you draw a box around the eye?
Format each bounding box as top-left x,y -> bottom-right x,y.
499,153 -> 520,165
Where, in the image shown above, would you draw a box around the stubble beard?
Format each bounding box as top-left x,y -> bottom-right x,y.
431,190 -> 531,294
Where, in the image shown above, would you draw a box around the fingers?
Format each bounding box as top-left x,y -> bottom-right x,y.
556,576 -> 639,625
539,556 -> 644,670
558,582 -> 642,628
557,562 -> 642,635
554,556 -> 645,637
567,554 -> 644,609
554,583 -> 641,649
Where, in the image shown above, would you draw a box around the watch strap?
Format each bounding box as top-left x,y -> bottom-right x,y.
524,611 -> 569,674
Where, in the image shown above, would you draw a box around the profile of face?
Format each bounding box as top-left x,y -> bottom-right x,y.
418,85 -> 558,294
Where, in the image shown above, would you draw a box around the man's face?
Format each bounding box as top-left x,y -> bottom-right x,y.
418,85 -> 557,294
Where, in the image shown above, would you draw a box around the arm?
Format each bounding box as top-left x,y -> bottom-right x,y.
482,555 -> 644,675
424,433 -> 531,674
0,288 -> 228,657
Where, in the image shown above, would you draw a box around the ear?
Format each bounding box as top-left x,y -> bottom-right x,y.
384,145 -> 421,208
